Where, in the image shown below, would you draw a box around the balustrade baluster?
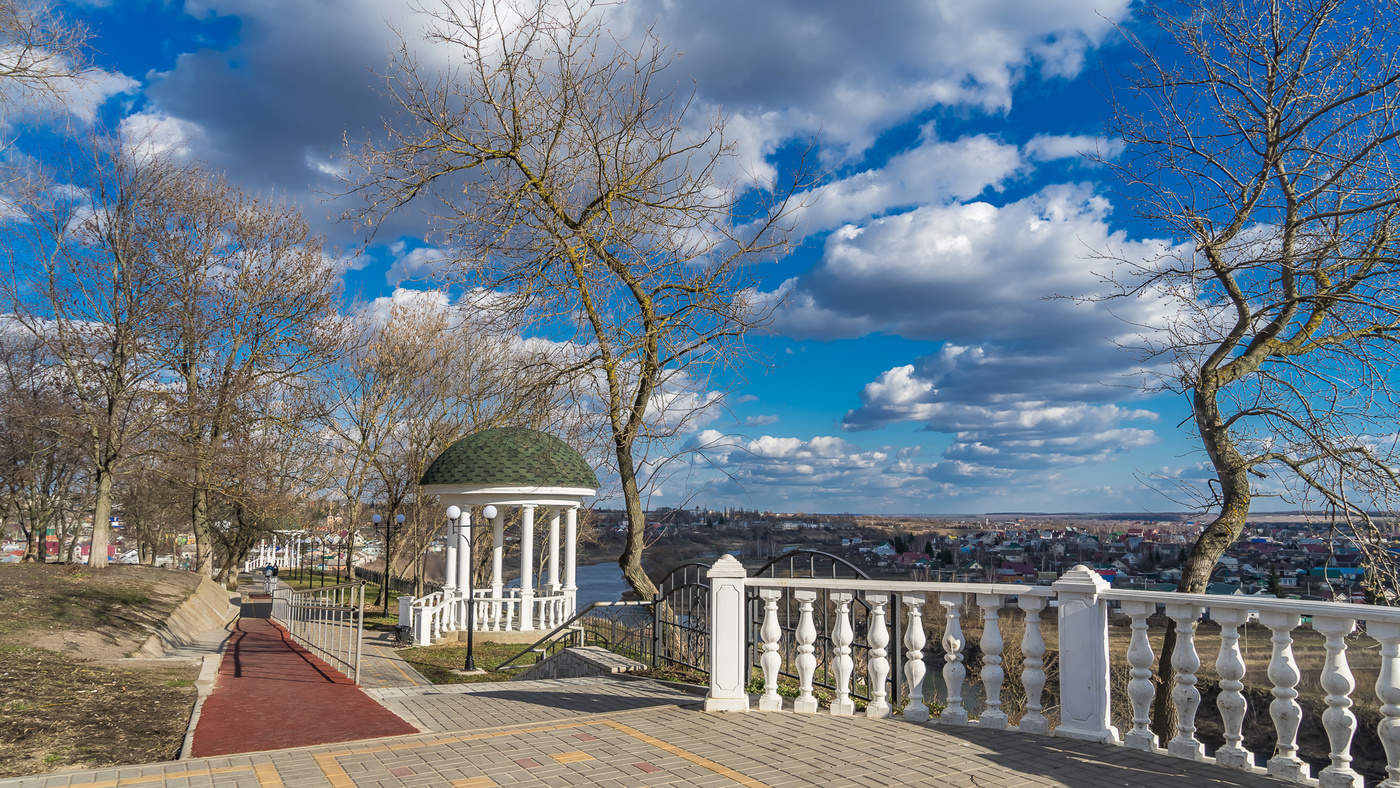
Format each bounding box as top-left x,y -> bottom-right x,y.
1164,602 -> 1204,760
1016,595 -> 1048,734
1260,611 -> 1311,782
758,589 -> 783,711
901,593 -> 928,722
1314,616 -> 1362,788
1371,621 -> 1400,788
794,590 -> 819,713
1212,607 -> 1253,769
977,594 -> 1006,730
1120,600 -> 1157,751
831,592 -> 855,715
866,597 -> 891,719
940,593 -> 968,725
505,596 -> 515,631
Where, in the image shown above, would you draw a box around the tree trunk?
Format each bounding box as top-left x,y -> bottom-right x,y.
1151,378 -> 1252,743
89,466 -> 113,568
616,445 -> 659,600
192,485 -> 214,576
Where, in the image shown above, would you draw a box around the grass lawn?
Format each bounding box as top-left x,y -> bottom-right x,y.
395,641 -> 539,684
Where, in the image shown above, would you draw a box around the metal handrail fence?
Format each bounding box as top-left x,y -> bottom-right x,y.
271,581 -> 367,684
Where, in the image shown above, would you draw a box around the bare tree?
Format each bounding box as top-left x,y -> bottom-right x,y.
0,328 -> 84,561
0,0 -> 89,117
353,0 -> 797,599
1106,0 -> 1400,737
5,141 -> 177,567
145,168 -> 342,576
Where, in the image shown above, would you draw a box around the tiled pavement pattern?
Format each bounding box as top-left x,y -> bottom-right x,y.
356,629 -> 431,690
365,676 -> 703,732
2,675 -> 1296,788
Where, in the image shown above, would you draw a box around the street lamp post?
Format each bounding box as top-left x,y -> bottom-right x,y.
464,505 -> 493,672
384,513 -> 405,614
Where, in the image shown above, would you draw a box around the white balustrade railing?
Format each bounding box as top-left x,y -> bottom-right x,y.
408,588 -> 573,645
703,555 -> 1400,787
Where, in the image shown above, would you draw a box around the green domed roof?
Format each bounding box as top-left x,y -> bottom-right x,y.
420,427 -> 598,489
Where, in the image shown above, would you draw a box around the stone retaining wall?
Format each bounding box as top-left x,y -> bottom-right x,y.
134,576 -> 241,658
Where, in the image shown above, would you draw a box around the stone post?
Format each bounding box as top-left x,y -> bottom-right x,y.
704,554 -> 750,712
1052,565 -> 1120,743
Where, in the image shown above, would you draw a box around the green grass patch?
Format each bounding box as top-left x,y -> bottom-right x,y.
396,640 -> 532,684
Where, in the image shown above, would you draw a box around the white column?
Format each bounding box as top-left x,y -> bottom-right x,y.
703,554 -> 749,712
901,593 -> 928,722
1261,610 -> 1310,782
1315,615 -> 1363,788
794,590 -> 819,713
564,506 -> 578,617
548,510 -> 561,593
1165,602 -> 1205,760
519,504 -> 535,630
830,591 -> 855,716
1213,607 -> 1253,769
1121,599 -> 1158,751
491,507 -> 504,629
1018,594 -> 1049,735
444,517 -> 458,593
1370,621 -> 1400,788
1052,565 -> 1120,744
940,593 -> 968,725
758,588 -> 783,712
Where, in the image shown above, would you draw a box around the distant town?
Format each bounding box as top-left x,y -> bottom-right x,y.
6,506 -> 1393,603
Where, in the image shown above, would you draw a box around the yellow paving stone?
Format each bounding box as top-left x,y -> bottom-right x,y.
549,752 -> 594,764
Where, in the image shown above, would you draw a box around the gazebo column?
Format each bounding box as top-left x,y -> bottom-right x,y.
444,515 -> 458,594
564,507 -> 578,617
520,505 -> 535,630
546,510 -> 561,628
548,510 -> 561,592
457,510 -> 472,630
491,508 -> 504,629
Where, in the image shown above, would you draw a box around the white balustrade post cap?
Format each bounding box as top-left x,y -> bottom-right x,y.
1052,564 -> 1110,595
706,553 -> 747,579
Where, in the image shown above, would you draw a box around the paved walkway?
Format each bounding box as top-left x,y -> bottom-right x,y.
357,629 -> 431,690
7,676 -> 1295,788
188,610 -> 417,757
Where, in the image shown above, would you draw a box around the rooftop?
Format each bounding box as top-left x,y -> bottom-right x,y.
420,427 -> 598,489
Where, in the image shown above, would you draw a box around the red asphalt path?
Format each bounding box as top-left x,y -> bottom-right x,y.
190,606 -> 416,756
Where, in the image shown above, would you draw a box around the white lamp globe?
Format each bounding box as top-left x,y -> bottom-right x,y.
482,505 -> 498,519
372,514 -> 382,524
395,513 -> 405,524
445,505 -> 461,520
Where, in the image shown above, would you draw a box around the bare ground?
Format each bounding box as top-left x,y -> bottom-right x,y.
0,563 -> 203,778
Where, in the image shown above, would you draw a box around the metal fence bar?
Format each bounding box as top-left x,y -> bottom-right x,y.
270,580 -> 366,684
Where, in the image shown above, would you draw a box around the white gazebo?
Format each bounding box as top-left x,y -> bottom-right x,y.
406,427 -> 598,645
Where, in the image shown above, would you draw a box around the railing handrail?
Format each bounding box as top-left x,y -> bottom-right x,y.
1105,586 -> 1400,621
752,548 -> 871,579
747,576 -> 1055,597
497,600 -> 655,671
285,581 -> 363,598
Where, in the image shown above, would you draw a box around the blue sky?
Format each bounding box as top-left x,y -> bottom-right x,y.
18,0 -> 1218,514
